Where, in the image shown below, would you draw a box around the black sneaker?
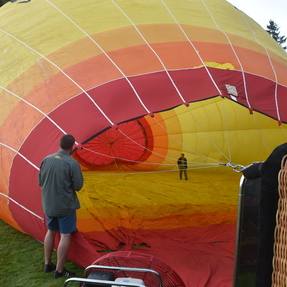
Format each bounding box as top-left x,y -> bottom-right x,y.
54,269 -> 75,279
44,262 -> 56,273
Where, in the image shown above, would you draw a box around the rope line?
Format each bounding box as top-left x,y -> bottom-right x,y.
112,0 -> 188,105
0,85 -> 192,168
0,84 -> 233,168
0,192 -> 44,221
44,0 -> 151,115
102,162 -> 226,176
0,142 -> 39,171
147,104 -> 232,163
239,13 -> 281,122
0,27 -> 114,126
117,128 -> 173,162
200,0 -> 252,111
0,85 -> 67,135
160,0 -> 222,96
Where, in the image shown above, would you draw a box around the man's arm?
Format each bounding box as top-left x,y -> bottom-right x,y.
71,161 -> 84,191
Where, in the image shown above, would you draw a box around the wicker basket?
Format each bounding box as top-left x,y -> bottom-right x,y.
272,155 -> 287,287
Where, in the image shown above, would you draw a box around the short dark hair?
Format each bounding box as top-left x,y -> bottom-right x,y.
60,134 -> 75,150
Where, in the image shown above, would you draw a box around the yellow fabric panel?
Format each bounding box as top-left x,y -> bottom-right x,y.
174,98 -> 287,166
74,96 -> 287,233
77,168 -> 239,232
112,0 -> 175,25
0,101 -> 44,149
0,0 -> 285,98
0,92 -> 21,127
51,0 -> 132,34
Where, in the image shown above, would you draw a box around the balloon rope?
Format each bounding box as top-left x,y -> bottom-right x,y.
0,143 -> 43,220
112,0 -> 188,105
0,192 -> 43,221
0,85 -> 67,135
87,163 -> 226,176
0,85 -> 192,167
0,85 -> 174,167
0,27 -> 114,126
238,12 -> 281,123
0,84 -> 232,168
200,0 -> 252,111
0,142 -> 39,170
160,0 -> 222,96
148,105 -> 233,163
117,128 -> 174,162
44,0 -> 151,115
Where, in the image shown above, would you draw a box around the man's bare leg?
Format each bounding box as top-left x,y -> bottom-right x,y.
44,229 -> 56,265
56,233 -> 71,272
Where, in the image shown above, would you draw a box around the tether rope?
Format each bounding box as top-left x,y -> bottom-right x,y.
112,0 -> 188,105
200,0 -> 252,111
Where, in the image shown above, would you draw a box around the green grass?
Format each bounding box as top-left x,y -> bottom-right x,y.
0,220 -> 83,287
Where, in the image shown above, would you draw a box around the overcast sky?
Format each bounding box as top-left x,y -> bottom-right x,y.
226,0 -> 287,37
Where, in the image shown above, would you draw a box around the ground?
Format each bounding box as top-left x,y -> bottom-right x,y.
0,220 -> 82,287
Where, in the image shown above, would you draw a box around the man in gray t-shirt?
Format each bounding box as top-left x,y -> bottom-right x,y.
39,134 -> 83,278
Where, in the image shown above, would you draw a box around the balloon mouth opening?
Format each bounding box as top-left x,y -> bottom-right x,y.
73,117 -> 154,169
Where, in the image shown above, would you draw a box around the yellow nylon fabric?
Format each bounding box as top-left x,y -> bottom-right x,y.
0,0 -> 287,245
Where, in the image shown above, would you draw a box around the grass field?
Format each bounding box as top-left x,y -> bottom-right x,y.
0,220 -> 83,287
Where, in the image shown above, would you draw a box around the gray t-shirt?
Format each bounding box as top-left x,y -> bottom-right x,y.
39,149 -> 83,217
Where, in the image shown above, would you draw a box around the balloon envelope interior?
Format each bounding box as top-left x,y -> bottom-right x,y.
0,0 -> 287,286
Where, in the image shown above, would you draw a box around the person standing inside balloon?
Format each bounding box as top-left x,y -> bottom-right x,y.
177,153 -> 188,180
39,134 -> 83,279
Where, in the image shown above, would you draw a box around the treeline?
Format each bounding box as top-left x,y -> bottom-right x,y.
266,20 -> 287,50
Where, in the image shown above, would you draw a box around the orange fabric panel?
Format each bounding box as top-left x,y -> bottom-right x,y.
0,102 -> 44,150
8,42 -> 280,116
0,148 -> 21,230
77,209 -> 236,232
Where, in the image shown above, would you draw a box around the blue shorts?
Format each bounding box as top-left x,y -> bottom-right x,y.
46,211 -> 77,234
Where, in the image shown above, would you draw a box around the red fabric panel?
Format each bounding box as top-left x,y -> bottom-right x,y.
65,224 -> 235,287
9,156 -> 45,241
9,119 -> 62,239
74,68 -> 286,126
137,224 -> 235,287
19,118 -> 62,166
245,73 -> 277,118
50,94 -> 111,143
210,68 -> 245,103
128,71 -> 184,112
277,85 -> 287,123
75,119 -> 152,167
9,157 -> 42,216
170,68 -> 219,101
9,202 -> 45,242
89,79 -> 147,123
7,67 -> 287,287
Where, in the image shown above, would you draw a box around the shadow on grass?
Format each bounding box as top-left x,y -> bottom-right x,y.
0,220 -> 83,287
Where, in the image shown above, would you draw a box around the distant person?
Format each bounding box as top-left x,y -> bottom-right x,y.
39,134 -> 83,279
256,143 -> 287,287
177,153 -> 188,180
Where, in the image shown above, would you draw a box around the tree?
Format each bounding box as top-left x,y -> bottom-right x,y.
266,20 -> 287,50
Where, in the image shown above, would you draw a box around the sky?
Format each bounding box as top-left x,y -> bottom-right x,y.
226,0 -> 287,37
